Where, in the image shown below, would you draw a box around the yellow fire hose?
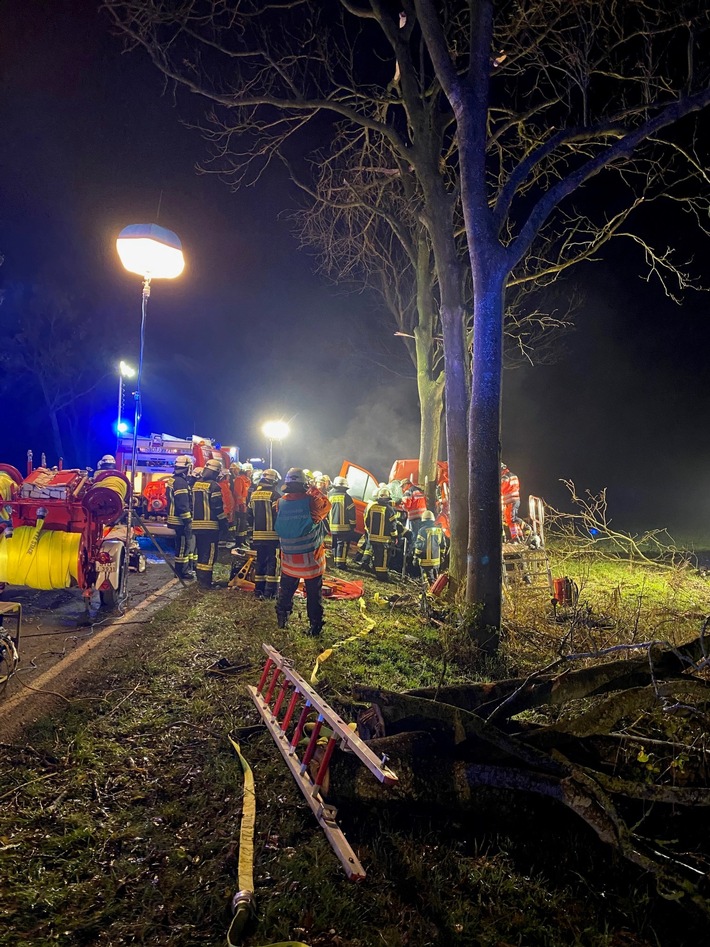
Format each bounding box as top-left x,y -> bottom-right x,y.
310,596 -> 379,684
94,475 -> 129,501
226,736 -> 310,947
0,526 -> 81,590
24,512 -> 46,556
0,472 -> 14,509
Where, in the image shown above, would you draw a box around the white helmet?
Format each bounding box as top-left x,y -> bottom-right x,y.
284,467 -> 308,487
192,466 -> 204,478
174,454 -> 193,471
421,510 -> 435,522
260,468 -> 280,484
242,463 -> 254,474
377,487 -> 392,500
333,476 -> 349,488
97,454 -> 116,470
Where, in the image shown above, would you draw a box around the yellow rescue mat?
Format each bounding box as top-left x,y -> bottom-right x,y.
226,736 -> 310,947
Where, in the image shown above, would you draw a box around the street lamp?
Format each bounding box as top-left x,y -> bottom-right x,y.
262,420 -> 290,468
117,223 -> 185,597
116,360 -> 136,449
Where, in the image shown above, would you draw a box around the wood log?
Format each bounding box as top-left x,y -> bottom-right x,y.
403,634 -> 710,721
321,732 -> 710,915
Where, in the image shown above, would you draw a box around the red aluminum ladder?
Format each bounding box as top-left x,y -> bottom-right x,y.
247,644 -> 398,880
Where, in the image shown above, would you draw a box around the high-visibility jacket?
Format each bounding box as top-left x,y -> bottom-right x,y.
276,488 -> 331,579
328,487 -> 356,534
165,474 -> 192,527
220,480 -> 235,522
192,477 -> 227,530
414,524 -> 446,566
501,472 -> 520,504
249,485 -> 281,541
402,486 -> 427,518
365,501 -> 399,544
233,472 -> 251,513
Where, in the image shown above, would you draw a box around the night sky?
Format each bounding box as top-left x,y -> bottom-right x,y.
1,0 -> 708,541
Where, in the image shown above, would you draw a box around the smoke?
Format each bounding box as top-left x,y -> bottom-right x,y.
283,379 -> 421,482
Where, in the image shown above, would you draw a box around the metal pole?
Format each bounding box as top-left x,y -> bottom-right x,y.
269,439 -> 273,468
121,277 -> 151,604
116,375 -> 123,453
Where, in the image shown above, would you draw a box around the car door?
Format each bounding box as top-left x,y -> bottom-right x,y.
338,461 -> 381,534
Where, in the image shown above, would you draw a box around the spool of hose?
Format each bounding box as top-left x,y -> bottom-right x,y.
0,526 -> 81,590
0,471 -> 16,501
84,475 -> 129,523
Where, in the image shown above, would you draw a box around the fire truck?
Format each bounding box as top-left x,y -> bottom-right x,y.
0,455 -> 136,608
115,434 -> 236,526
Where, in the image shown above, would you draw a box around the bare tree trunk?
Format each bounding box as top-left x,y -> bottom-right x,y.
456,1 -> 506,644
416,362 -> 443,508
423,195 -> 469,588
440,308 -> 469,586
466,267 -> 506,645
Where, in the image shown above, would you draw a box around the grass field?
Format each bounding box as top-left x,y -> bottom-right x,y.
1,545 -> 708,946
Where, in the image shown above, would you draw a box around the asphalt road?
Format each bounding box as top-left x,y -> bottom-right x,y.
0,539 -> 180,735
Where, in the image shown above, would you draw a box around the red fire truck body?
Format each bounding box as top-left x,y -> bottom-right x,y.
0,460 -> 133,606
115,434 -> 236,524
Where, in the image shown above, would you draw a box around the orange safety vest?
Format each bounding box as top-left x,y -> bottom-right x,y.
501,472 -> 520,504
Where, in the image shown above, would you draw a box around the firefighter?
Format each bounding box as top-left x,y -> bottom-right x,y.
328,475 -> 356,569
413,510 -> 447,584
232,462 -> 252,547
401,478 -> 427,541
364,486 -> 399,582
248,468 -> 281,599
96,454 -> 117,471
315,472 -> 331,495
218,467 -> 235,532
501,462 -> 524,542
191,458 -> 228,588
353,483 -> 385,572
165,455 -> 195,580
274,468 -> 331,636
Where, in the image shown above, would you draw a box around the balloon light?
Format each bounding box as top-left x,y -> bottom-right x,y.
116,223 -> 184,280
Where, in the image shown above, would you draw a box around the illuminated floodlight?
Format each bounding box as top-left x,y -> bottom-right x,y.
262,420 -> 290,441
116,223 -> 184,280
117,421 -> 129,434
262,420 -> 289,467
119,360 -> 136,378
116,222 -> 185,602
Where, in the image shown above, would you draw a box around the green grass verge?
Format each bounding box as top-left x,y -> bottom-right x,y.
1,555 -> 708,946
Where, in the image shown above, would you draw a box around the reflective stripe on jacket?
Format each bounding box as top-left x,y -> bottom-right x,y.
328,488 -> 356,533
365,501 -> 398,544
276,489 -> 331,579
501,472 -> 520,503
249,486 -> 281,541
165,474 -> 192,526
414,524 -> 446,566
403,487 -> 427,518
192,479 -> 226,530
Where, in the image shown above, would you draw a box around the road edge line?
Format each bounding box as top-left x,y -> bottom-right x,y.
0,577 -> 181,719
